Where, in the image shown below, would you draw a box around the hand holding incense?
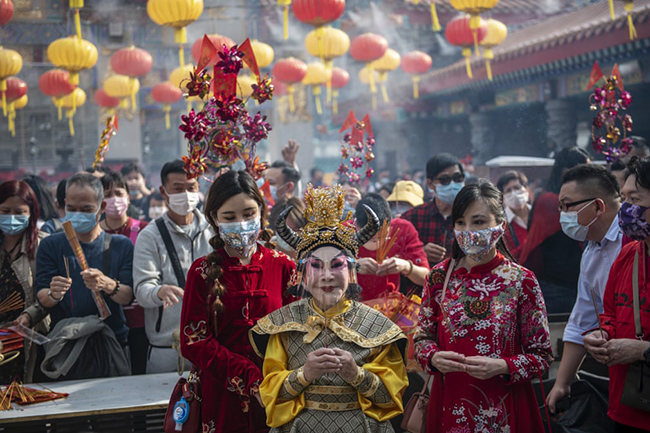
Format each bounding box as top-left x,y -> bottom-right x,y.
376,220 -> 399,264
62,221 -> 111,319
590,289 -> 605,336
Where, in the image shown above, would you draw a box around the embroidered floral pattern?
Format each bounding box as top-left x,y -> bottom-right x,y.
227,376 -> 251,413
183,321 -> 208,345
202,421 -> 216,433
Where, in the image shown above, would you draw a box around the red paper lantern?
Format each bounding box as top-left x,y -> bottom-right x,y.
110,46 -> 153,78
190,34 -> 235,67
5,77 -> 26,102
151,82 -> 183,129
38,69 -> 76,97
273,80 -> 288,97
0,0 -> 13,26
94,89 -> 120,109
445,15 -> 487,79
292,0 -> 346,26
329,67 -> 349,115
272,57 -> 307,112
401,51 -> 432,99
349,33 -> 388,63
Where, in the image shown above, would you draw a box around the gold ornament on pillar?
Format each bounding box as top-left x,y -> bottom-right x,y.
57,88 -> 86,136
0,46 -> 22,116
479,18 -> 507,81
146,0 -> 204,70
371,49 -> 400,103
302,62 -> 328,115
47,35 -> 98,86
450,0 -> 499,54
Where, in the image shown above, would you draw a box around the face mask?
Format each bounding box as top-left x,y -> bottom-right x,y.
64,211 -> 99,234
504,190 -> 529,210
218,217 -> 261,257
104,196 -> 129,218
560,200 -> 597,242
0,215 -> 29,235
618,202 -> 650,241
435,182 -> 464,205
454,225 -> 505,262
148,206 -> 166,220
165,189 -> 200,216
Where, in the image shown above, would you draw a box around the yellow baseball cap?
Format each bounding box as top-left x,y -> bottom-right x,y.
386,180 -> 424,207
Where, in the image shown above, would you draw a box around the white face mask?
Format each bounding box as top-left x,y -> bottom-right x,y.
504,190 -> 529,210
148,206 -> 166,220
164,189 -> 200,216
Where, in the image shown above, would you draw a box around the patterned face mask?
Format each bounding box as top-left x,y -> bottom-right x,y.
218,217 -> 261,257
454,224 -> 505,262
618,202 -> 650,241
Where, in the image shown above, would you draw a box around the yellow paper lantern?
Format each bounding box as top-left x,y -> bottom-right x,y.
450,0 -> 500,54
57,88 -> 86,136
480,19 -> 507,81
147,0 -> 204,69
236,75 -> 256,99
250,40 -> 274,69
371,49 -> 400,103
47,36 -> 98,86
305,26 -> 349,102
6,95 -> 27,137
104,75 -> 140,111
302,62 -> 328,115
0,47 -> 23,116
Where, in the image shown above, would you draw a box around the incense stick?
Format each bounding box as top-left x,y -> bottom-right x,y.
63,256 -> 70,280
590,289 -> 605,336
62,221 -> 111,319
376,220 -> 400,263
0,292 -> 24,315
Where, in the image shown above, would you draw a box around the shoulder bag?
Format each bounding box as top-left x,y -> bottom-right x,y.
620,250 -> 650,411
401,258 -> 455,433
163,366 -> 202,433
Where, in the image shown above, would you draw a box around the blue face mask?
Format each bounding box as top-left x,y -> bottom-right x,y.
0,215 -> 29,235
435,182 -> 464,205
64,211 -> 99,234
218,217 -> 261,257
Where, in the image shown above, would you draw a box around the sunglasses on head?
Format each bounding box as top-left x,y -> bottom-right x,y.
434,173 -> 465,186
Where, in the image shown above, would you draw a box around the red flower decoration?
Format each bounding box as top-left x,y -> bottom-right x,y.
216,45 -> 244,75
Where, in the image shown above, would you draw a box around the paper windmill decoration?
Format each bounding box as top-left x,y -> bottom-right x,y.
337,111 -> 375,184
588,62 -> 633,163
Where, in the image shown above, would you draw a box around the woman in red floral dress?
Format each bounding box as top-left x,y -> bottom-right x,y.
180,170 -> 296,433
414,180 -> 553,433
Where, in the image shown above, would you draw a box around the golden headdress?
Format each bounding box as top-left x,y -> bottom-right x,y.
276,184 -> 379,260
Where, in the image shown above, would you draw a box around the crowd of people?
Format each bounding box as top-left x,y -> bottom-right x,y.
0,136 -> 650,432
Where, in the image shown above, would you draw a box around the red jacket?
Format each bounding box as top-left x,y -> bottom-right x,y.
600,240 -> 650,430
180,246 -> 296,433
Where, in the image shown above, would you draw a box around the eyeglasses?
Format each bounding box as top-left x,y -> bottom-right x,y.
558,197 -> 597,213
434,173 -> 465,186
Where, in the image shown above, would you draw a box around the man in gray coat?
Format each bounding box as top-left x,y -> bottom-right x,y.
133,160 -> 213,373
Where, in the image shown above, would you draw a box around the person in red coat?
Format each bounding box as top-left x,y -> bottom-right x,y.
584,156 -> 650,432
180,170 -> 296,433
496,171 -> 530,262
355,193 -> 429,301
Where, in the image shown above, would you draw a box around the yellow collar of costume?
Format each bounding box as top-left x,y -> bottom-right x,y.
310,298 -> 352,318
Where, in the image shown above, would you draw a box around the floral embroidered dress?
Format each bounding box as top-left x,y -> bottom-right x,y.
414,253 -> 553,433
180,245 -> 296,433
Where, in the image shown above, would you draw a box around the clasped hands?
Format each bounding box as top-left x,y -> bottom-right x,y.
303,347 -> 359,383
431,351 -> 509,380
584,330 -> 647,366
357,257 -> 409,277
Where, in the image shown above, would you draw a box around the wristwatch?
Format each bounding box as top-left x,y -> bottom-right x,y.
643,345 -> 650,365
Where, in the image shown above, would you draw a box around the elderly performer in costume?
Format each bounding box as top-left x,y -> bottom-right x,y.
250,185 -> 409,433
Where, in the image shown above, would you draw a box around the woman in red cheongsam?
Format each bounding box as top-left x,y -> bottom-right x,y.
180,170 -> 295,433
415,180 -> 553,433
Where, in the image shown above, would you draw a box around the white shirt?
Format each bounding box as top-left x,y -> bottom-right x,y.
505,204 -> 530,229
563,215 -> 623,345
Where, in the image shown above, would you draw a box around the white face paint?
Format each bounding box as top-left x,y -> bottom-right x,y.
304,246 -> 351,311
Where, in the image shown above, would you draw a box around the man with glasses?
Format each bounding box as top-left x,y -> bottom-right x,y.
400,153 -> 465,265
546,164 -> 622,414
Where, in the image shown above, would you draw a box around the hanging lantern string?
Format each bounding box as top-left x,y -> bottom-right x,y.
484,48 -> 494,81
313,86 -> 322,115
179,44 -> 185,74
412,76 -> 420,99
608,0 -> 616,20
470,15 -> 481,55
333,89 -> 339,114
380,73 -> 389,104
70,1 -> 84,40
462,48 -> 473,79
278,0 -> 291,40
625,1 -> 637,40
163,105 -> 171,129
288,85 -> 296,112
430,1 -> 441,32
1,80 -> 7,117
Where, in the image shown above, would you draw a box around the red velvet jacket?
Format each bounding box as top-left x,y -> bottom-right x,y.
180,245 -> 296,433
600,240 -> 650,430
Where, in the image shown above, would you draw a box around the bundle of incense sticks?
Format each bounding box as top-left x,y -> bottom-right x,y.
376,220 -> 400,264
0,292 -> 24,315
0,380 -> 68,410
590,289 -> 605,336
62,221 -> 111,319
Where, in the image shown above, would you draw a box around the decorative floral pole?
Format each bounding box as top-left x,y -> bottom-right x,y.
588,62 -> 633,164
338,111 -> 375,184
